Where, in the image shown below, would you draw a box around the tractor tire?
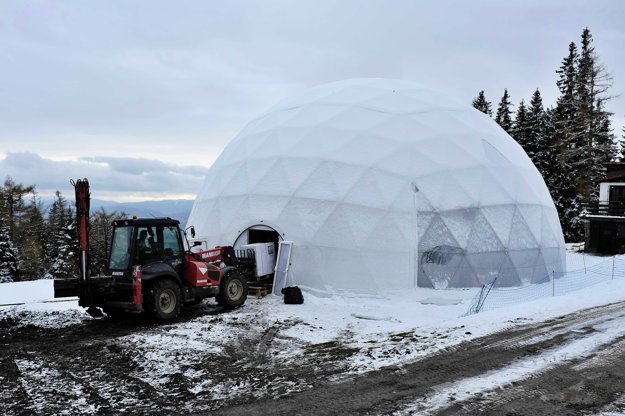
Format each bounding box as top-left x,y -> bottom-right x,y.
144,279 -> 182,320
216,272 -> 248,310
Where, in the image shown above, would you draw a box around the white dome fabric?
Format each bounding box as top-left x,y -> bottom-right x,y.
188,78 -> 566,295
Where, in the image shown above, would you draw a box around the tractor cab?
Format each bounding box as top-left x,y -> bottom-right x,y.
107,218 -> 186,280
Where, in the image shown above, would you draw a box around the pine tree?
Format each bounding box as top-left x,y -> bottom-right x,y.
19,195 -> 47,279
472,90 -> 493,116
0,212 -> 18,283
45,191 -> 77,279
618,125 -> 625,161
572,29 -> 615,197
526,89 -> 549,174
90,208 -> 126,274
512,100 -> 533,159
1,177 -> 35,240
495,89 -> 513,134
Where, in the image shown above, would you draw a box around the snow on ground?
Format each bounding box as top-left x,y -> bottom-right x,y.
2,250 -> 625,409
394,308 -> 625,415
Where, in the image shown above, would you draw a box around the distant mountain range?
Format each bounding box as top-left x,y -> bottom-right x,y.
40,197 -> 195,224
91,199 -> 195,224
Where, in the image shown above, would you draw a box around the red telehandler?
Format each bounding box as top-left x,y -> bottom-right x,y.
53,178 -> 248,320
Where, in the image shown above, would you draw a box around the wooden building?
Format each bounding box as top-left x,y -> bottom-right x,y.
583,163 -> 625,254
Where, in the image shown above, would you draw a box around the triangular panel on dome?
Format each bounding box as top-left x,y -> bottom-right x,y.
541,247 -> 566,274
419,214 -> 460,251
518,205 -> 543,245
310,204 -> 359,249
324,105 -> 395,131
326,249 -> 379,294
366,249 -> 413,293
294,161 -> 343,201
420,250 -> 468,289
531,250 -> 550,284
508,248 -> 541,284
508,207 -> 539,249
465,210 -> 505,253
409,110 -> 468,136
418,136 -> 479,170
190,198 -> 219,237
478,168 -> 516,206
340,204 -> 385,247
466,252 -> 507,286
446,256 -> 481,288
448,167 -> 486,204
480,205 -> 515,248
368,113 -> 438,145
215,196 -> 249,236
343,169 -> 402,210
277,197 -> 336,241
247,194 -> 291,226
280,157 -> 325,192
417,211 -> 436,241
220,161 -> 250,196
249,159 -> 292,195
416,171 -> 451,211
513,172 -> 542,204
481,139 -> 511,166
540,207 -> 563,247
289,126 -> 358,159
436,170 -> 478,210
365,210 -> 413,249
376,145 -> 442,177
440,208 -> 479,249
386,178 -> 418,213
495,255 -> 522,287
335,131 -> 401,167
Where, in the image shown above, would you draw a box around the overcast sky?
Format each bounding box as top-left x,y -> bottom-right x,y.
1,0 -> 624,201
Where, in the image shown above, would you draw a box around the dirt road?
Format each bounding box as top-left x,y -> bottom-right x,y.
212,301 -> 625,416
2,301 -> 625,415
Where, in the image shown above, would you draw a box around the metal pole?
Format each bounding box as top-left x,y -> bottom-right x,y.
612,256 -> 615,280
552,270 -> 555,296
411,182 -> 419,289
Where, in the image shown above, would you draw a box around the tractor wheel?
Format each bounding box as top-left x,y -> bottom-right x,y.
145,279 -> 182,320
216,272 -> 248,309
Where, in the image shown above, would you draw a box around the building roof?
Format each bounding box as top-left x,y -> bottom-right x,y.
601,163 -> 625,182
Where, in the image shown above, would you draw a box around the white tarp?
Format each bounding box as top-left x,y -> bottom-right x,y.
187,78 -> 566,295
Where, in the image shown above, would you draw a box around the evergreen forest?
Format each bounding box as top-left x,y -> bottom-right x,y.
473,28 -> 624,242
0,178 -> 125,283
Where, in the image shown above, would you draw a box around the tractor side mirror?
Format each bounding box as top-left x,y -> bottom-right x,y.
193,241 -> 202,247
190,226 -> 196,238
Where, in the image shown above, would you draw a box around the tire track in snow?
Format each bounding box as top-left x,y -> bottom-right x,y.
392,312 -> 625,415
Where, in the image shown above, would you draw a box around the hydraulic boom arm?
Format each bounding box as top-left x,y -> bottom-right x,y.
71,178 -> 91,305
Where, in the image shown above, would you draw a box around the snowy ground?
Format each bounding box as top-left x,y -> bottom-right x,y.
2,250 -> 625,415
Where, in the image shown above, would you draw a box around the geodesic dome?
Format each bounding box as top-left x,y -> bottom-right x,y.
188,78 -> 566,295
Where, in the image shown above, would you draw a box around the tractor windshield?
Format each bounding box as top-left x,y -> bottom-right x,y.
108,226 -> 133,270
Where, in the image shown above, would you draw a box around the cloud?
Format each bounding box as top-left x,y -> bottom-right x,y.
0,152 -> 206,200
0,0 -> 623,193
